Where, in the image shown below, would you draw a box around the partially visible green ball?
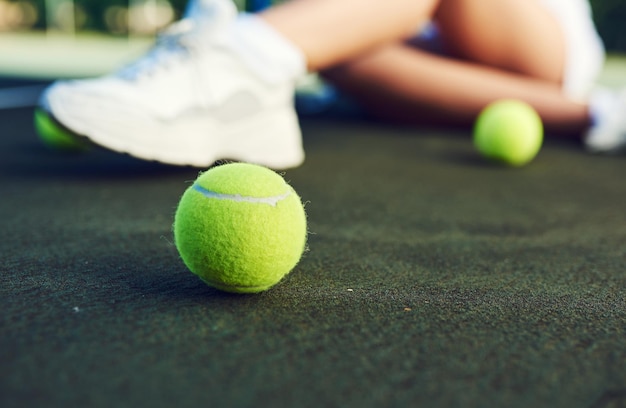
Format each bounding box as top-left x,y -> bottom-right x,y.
174,163 -> 308,294
473,100 -> 543,166
34,109 -> 90,151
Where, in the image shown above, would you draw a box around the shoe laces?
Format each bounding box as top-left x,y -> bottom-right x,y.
118,19 -> 197,81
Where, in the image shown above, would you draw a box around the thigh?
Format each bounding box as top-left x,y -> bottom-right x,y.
434,0 -> 566,84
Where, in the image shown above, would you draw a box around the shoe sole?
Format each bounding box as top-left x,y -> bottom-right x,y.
42,105 -> 305,170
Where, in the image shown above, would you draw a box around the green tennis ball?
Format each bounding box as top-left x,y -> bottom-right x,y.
174,163 -> 307,294
473,100 -> 543,166
34,109 -> 90,151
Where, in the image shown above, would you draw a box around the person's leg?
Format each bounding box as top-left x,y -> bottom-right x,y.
323,45 -> 590,137
286,0 -> 590,137
261,0 -> 439,71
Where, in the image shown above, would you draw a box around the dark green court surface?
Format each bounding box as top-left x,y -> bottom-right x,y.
1,106 -> 625,408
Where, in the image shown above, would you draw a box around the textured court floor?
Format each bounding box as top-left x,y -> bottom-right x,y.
1,100 -> 625,407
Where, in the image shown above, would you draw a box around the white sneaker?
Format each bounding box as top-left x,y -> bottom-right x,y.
585,87 -> 626,153
38,0 -> 305,169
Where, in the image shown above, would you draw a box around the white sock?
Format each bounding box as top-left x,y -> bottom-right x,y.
227,14 -> 307,85
184,0 -> 237,26
588,87 -> 614,129
584,87 -> 623,151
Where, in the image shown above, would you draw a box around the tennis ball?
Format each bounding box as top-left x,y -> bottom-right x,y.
473,100 -> 543,166
34,109 -> 90,151
174,163 -> 307,294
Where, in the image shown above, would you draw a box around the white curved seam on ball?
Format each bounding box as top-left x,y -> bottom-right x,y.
192,184 -> 291,207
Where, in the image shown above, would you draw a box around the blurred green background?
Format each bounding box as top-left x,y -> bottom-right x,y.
0,0 -> 624,51
0,0 -> 256,36
591,0 -> 626,52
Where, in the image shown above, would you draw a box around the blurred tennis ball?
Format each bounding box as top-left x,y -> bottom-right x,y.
34,109 -> 90,152
473,100 -> 543,167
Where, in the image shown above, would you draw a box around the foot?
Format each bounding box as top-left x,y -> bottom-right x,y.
585,88 -> 626,153
38,0 -> 305,169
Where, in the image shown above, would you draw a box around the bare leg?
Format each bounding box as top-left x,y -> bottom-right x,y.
323,45 -> 591,136
261,0 -> 438,71
262,0 -> 592,137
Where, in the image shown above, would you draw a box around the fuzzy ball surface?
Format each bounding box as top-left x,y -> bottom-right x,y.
473,100 -> 544,167
174,163 -> 307,294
